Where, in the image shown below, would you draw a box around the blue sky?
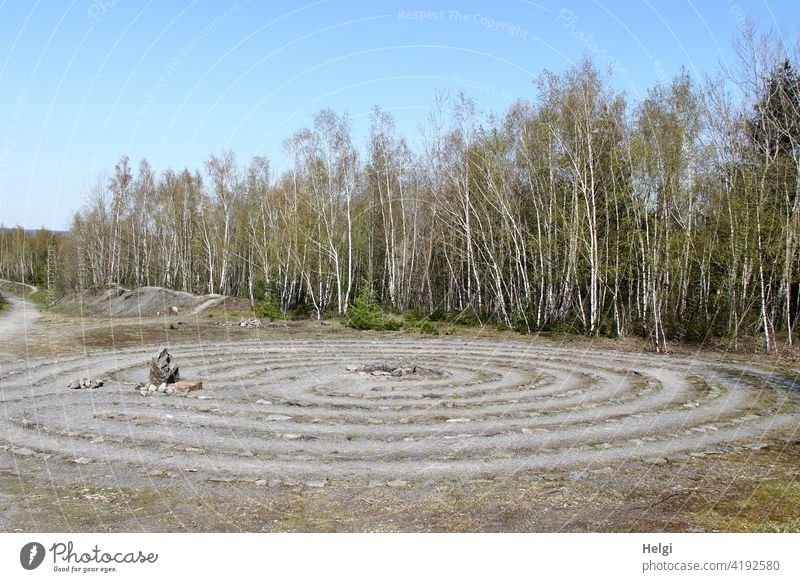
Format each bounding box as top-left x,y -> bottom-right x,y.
1,0 -> 798,230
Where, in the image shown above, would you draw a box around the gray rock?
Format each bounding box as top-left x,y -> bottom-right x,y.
386,479 -> 408,487
643,457 -> 668,465
667,453 -> 690,462
743,443 -> 769,450
164,386 -> 175,395
149,347 -> 180,386
73,457 -> 92,465
157,383 -> 167,393
68,379 -> 81,389
306,480 -> 327,488
12,447 -> 36,457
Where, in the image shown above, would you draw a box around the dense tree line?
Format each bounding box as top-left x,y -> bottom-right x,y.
2,28 -> 799,352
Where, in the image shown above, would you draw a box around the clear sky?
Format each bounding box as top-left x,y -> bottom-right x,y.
0,0 -> 798,230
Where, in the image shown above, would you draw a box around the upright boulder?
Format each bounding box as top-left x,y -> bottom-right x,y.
149,347 -> 180,386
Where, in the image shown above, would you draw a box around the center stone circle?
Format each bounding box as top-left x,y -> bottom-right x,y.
346,360 -> 446,379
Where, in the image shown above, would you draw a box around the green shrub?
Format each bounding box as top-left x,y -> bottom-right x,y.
255,297 -> 284,321
420,321 -> 439,335
404,308 -> 426,323
452,308 -> 480,326
428,307 -> 446,322
596,321 -> 618,339
290,303 -> 313,319
345,289 -> 401,331
496,322 -> 510,332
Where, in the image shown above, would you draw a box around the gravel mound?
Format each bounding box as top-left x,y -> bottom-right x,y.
57,285 -> 226,316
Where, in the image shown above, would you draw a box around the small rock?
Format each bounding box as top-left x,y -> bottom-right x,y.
165,386 -> 175,395
667,453 -> 690,462
643,457 -> 668,466
367,480 -> 384,488
73,457 -> 92,465
445,418 -> 472,423
744,443 -> 769,450
387,479 -> 408,487
208,476 -> 236,483
158,383 -> 167,393
266,414 -> 293,422
148,384 -> 157,392
12,447 -> 36,457
306,480 -> 326,488
170,306 -> 178,314
255,479 -> 267,486
283,434 -> 304,440
173,380 -> 203,393
68,379 -> 81,389
345,365 -> 358,371
255,399 -> 272,405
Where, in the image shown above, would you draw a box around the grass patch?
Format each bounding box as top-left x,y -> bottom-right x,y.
0,295 -> 8,315
695,479 -> 800,532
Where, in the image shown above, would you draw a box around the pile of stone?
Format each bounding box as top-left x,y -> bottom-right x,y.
68,377 -> 104,390
136,347 -> 203,397
239,318 -> 263,328
346,361 -> 437,378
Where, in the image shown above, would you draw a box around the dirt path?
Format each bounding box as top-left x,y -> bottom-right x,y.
0,293 -> 41,356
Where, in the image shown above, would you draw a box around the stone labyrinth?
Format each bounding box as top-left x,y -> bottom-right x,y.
1,339 -> 798,484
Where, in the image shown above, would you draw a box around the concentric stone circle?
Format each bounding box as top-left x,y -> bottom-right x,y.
1,339 -> 798,482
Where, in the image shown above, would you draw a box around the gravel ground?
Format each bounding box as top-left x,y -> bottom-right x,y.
1,294 -> 799,532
